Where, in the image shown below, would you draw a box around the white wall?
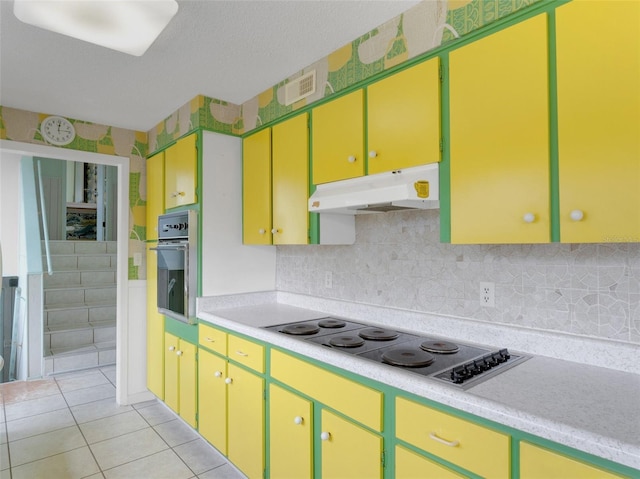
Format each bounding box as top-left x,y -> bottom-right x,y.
0,150 -> 23,276
200,131 -> 276,296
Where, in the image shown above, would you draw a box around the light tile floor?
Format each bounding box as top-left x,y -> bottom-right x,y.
0,366 -> 246,479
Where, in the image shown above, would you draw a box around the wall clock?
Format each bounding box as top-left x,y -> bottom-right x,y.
41,116 -> 76,146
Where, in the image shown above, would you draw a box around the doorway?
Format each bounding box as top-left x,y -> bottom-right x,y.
0,139 -> 135,405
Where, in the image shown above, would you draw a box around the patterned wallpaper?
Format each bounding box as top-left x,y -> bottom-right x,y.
1,0 -> 546,280
0,106 -> 148,280
148,0 -> 542,153
276,211 -> 640,344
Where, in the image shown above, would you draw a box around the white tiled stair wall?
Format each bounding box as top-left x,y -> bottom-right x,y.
43,241 -> 117,374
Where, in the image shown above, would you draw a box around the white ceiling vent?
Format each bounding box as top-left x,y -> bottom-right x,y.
285,70 -> 316,105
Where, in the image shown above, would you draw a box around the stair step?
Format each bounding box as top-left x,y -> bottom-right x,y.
43,240 -> 117,256
43,270 -> 116,288
41,240 -> 118,375
45,302 -> 116,327
44,284 -> 117,306
44,320 -> 116,350
44,341 -> 116,375
44,254 -> 116,271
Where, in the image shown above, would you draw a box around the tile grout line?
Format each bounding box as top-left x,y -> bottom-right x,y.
53,367 -> 109,477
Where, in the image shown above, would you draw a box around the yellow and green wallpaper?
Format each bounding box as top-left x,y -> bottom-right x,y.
0,106 -> 148,280
1,0 -> 543,280
148,0 -> 542,154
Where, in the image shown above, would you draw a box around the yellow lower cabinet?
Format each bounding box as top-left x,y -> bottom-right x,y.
520,442 -> 627,479
395,445 -> 467,479
198,348 -> 227,455
163,332 -> 197,428
396,397 -> 509,479
227,362 -> 265,479
269,384 -> 313,479
320,409 -> 382,479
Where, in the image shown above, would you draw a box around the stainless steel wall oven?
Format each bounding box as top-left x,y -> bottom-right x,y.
151,210 -> 197,324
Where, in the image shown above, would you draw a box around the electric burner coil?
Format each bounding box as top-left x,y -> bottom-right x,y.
358,328 -> 399,341
382,348 -> 435,368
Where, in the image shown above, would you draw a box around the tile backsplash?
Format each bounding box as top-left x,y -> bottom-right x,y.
276,210 -> 640,344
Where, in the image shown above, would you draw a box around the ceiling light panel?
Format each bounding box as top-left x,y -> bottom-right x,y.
13,0 -> 179,56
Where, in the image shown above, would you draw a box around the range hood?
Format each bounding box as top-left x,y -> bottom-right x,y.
309,163 -> 439,214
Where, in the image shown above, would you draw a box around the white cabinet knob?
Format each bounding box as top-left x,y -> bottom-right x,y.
294,416 -> 303,425
271,228 -> 278,234
168,346 -> 175,351
523,213 -> 536,223
570,209 -> 584,221
347,155 -> 356,163
225,377 -> 233,384
214,371 -> 222,378
258,228 -> 266,235
368,151 -> 377,158
320,431 -> 331,441
176,350 -> 183,356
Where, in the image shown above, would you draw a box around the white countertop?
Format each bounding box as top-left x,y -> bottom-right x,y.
197,292 -> 640,471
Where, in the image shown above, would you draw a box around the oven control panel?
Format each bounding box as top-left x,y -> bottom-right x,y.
158,211 -> 192,240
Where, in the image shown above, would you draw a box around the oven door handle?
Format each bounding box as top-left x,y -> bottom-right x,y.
150,245 -> 188,251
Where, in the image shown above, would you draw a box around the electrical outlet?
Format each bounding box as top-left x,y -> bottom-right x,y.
325,271 -> 333,289
480,282 -> 495,307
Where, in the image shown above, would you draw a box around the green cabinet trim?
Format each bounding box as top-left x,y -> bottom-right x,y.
192,321 -> 639,478
165,317 -> 198,344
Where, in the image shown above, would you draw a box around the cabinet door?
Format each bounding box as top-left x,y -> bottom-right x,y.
320,409 -> 382,479
272,113 -> 309,244
146,245 -> 164,399
164,332 -> 179,413
556,0 -> 640,243
367,57 -> 441,174
165,133 -> 197,208
198,348 -> 228,454
227,363 -> 265,479
269,384 -> 313,479
312,89 -> 365,184
520,442 -> 626,479
178,339 -> 197,428
242,128 -> 272,245
395,445 -> 467,479
146,152 -> 164,240
396,397 -> 509,479
449,14 -> 550,244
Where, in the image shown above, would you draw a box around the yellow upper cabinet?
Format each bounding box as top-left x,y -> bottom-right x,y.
367,57 -> 441,174
312,89 -> 365,184
146,152 -> 164,240
555,0 -> 640,243
272,112 -> 310,244
449,14 -> 550,244
165,133 -> 197,209
243,113 -> 310,245
242,127 -> 272,245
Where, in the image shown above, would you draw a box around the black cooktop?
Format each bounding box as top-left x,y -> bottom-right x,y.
264,317 -> 528,389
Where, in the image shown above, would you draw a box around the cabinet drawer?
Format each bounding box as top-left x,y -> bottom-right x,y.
228,334 -> 264,373
396,397 -> 509,479
395,445 -> 466,479
198,323 -> 227,355
520,442 -> 626,479
271,350 -> 382,431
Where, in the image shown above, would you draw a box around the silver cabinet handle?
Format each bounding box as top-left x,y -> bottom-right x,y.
235,350 -> 248,357
429,432 -> 460,447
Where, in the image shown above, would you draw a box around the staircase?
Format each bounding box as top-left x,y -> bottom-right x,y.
43,240 -> 117,375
